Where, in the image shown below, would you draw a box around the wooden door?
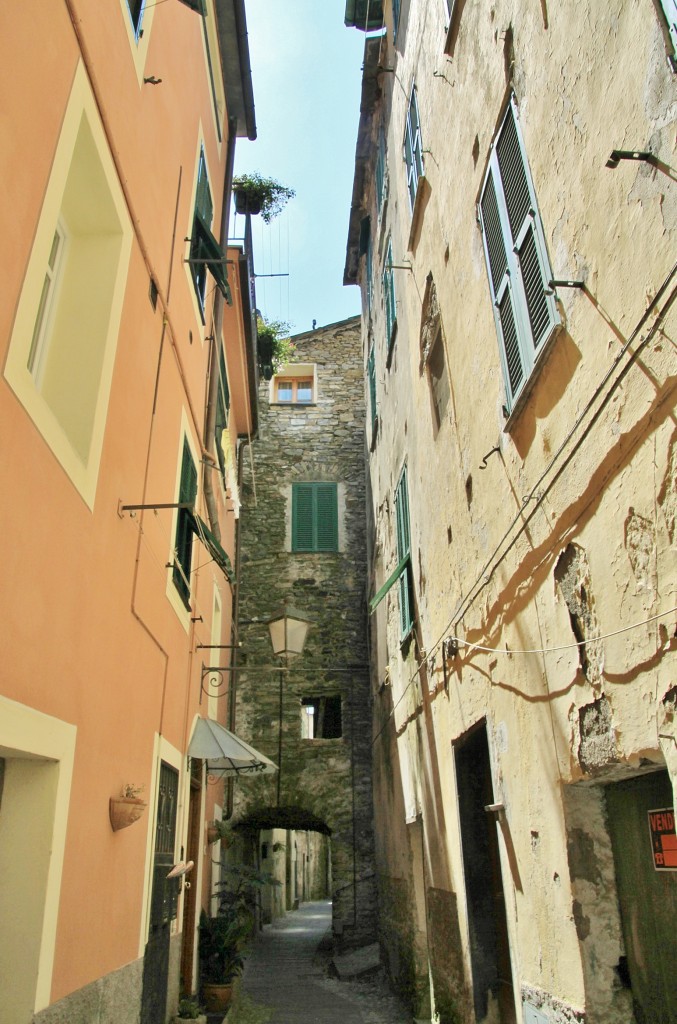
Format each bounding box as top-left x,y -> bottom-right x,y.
606,771 -> 677,1023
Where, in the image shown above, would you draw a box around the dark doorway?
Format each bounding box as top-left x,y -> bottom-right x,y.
606,770 -> 677,1023
141,762 -> 179,1024
455,723 -> 515,1023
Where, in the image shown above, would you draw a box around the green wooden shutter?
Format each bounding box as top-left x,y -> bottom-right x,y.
292,483 -> 338,552
395,468 -> 413,638
195,150 -> 213,225
292,484 -> 315,550
315,484 -> 338,551
173,441 -> 197,603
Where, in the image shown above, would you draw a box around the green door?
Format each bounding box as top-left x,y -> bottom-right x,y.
606,771 -> 677,1023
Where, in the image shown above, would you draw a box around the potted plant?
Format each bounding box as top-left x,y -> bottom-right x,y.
198,911 -> 247,1013
232,173 -> 295,223
174,997 -> 206,1023
109,783 -> 147,832
206,818 -> 235,846
256,315 -> 296,379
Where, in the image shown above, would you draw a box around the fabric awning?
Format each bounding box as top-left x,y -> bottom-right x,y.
188,717 -> 277,777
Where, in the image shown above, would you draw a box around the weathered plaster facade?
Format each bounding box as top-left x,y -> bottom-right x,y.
233,317 -> 377,950
345,1 -> 676,1021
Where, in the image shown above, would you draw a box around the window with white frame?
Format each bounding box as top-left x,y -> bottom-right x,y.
479,97 -> 558,413
403,85 -> 424,210
383,237 -> 397,359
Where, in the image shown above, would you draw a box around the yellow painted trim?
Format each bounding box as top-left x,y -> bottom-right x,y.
118,0 -> 157,85
202,0 -> 227,153
0,696 -> 77,1013
4,62 -> 132,511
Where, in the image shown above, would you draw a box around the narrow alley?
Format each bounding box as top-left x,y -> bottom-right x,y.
228,902 -> 411,1024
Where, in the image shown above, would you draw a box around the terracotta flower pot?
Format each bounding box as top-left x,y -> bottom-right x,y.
202,983 -> 233,1013
109,796 -> 147,832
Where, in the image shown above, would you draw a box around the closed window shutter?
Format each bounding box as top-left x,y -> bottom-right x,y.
315,484 -> 338,551
292,484 -> 314,550
292,483 -> 338,552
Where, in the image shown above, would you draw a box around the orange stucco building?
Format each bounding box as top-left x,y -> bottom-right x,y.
0,2 -> 259,1021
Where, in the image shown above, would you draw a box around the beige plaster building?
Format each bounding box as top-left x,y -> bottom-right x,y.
344,1 -> 677,1022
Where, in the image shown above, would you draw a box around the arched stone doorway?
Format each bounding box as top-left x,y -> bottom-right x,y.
228,802 -> 376,950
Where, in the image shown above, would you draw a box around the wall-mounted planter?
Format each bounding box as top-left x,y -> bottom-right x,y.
109,796 -> 147,832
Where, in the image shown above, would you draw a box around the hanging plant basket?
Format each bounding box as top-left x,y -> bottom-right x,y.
109,796 -> 148,832
234,190 -> 262,216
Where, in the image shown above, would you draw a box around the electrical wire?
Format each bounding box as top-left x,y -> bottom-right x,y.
450,606 -> 677,656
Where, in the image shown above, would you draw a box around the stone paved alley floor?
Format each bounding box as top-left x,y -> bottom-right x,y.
227,901 -> 412,1024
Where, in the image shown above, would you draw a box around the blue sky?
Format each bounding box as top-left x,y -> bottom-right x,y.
231,0 -> 366,335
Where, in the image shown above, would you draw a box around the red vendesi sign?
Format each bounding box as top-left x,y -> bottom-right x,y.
648,807 -> 677,871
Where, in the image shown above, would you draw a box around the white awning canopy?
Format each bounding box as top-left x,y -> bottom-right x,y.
188,717 -> 277,777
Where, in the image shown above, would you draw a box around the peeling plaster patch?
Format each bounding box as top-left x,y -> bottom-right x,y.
554,544 -> 603,685
657,429 -> 677,545
566,827 -> 601,885
572,900 -> 590,941
578,696 -> 618,774
624,507 -> 656,591
520,984 -> 584,1024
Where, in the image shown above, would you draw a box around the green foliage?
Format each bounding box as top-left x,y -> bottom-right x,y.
232,173 -> 295,224
256,315 -> 296,377
177,997 -> 202,1019
215,862 -> 281,923
198,910 -> 247,984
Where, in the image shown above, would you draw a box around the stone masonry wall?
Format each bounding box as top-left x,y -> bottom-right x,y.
233,316 -> 376,949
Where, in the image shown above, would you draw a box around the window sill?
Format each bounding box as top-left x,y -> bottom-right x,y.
270,402 -> 317,408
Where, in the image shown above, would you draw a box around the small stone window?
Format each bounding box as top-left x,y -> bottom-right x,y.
301,696 -> 342,739
275,378 -> 313,403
